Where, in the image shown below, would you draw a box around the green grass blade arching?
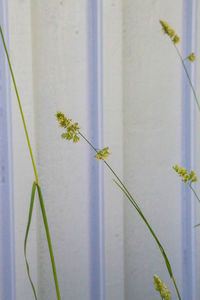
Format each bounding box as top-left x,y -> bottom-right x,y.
56,113 -> 182,300
113,179 -> 181,300
24,182 -> 38,300
36,184 -> 61,300
0,26 -> 61,299
79,128 -> 181,299
80,129 -> 175,284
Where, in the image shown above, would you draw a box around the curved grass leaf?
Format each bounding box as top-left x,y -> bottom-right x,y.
36,184 -> 61,300
24,181 -> 38,300
113,179 -> 181,300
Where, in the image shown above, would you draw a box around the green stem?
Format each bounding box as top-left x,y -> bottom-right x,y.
78,131 -> 181,300
0,26 -> 38,183
24,182 -> 38,300
189,182 -> 200,203
173,42 -> 200,112
36,184 -> 61,300
0,26 -> 61,299
78,132 -> 139,209
172,275 -> 182,300
113,179 -> 181,300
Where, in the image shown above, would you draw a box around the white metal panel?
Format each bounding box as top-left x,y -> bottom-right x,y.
123,1 -> 183,299
7,0 -> 38,299
0,0 -> 15,299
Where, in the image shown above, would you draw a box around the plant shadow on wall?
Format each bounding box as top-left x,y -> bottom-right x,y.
0,19 -> 199,300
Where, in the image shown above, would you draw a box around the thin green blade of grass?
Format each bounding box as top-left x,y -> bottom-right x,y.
113,179 -> 181,300
36,184 -> 61,300
57,119 -> 182,300
113,180 -> 172,276
173,43 -> 200,112
77,126 -> 181,299
189,183 -> 200,203
0,26 -> 61,299
194,224 -> 200,228
24,181 -> 38,300
0,26 -> 38,183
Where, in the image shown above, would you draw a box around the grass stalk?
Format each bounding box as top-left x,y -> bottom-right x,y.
173,43 -> 200,112
0,26 -> 38,183
189,183 -> 200,203
0,26 -> 61,300
172,42 -> 200,112
24,182 -> 38,300
36,184 -> 61,300
78,130 -> 181,300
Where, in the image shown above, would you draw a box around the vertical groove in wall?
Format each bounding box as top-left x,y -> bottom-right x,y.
88,0 -> 105,299
182,0 -> 198,299
0,0 -> 16,299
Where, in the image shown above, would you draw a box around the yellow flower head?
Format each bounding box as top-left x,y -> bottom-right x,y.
159,20 -> 180,43
188,53 -> 195,62
56,111 -> 80,143
173,35 -> 180,44
95,147 -> 110,161
154,275 -> 171,300
173,164 -> 197,183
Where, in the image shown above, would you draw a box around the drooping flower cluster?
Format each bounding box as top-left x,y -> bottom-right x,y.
154,275 -> 171,300
159,20 -> 180,44
56,111 -> 80,143
173,164 -> 197,183
95,147 -> 110,160
188,52 -> 196,62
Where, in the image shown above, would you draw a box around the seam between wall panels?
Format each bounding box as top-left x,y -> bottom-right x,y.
181,0 -> 198,299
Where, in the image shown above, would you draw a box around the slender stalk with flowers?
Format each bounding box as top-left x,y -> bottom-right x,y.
0,27 -> 61,300
159,19 -> 200,298
159,20 -> 200,112
55,112 -> 181,300
159,21 -> 200,217
55,20 -> 200,300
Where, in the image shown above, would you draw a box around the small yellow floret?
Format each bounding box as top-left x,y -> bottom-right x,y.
173,35 -> 180,44
95,147 -> 110,161
56,111 -> 80,143
159,20 -> 178,41
188,53 -> 195,62
154,275 -> 171,300
173,164 -> 198,183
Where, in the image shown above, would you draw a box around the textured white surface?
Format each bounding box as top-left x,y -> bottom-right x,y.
123,1 -> 183,299
195,3 -> 200,299
103,1 -> 124,300
32,1 -> 91,299
7,1 -> 38,299
7,1 -> 186,299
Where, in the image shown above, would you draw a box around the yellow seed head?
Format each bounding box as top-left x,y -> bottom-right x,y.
159,20 -> 177,40
188,53 -> 195,62
95,147 -> 110,161
56,111 -> 80,143
173,164 -> 179,172
154,275 -> 171,300
173,35 -> 180,44
173,164 -> 198,184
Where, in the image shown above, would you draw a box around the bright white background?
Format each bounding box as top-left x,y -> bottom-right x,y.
4,0 -> 200,299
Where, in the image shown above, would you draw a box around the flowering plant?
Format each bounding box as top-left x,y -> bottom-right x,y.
55,20 -> 200,300
0,18 -> 199,300
0,27 -> 61,300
